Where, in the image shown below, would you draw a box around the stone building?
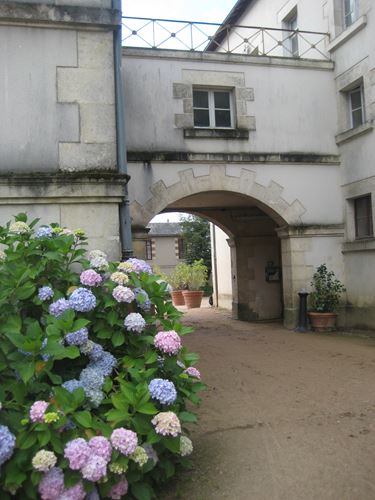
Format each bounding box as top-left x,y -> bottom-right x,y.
144,223 -> 185,276
1,0 -> 374,329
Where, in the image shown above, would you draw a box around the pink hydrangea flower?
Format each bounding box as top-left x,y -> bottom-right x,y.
154,330 -> 182,356
64,438 -> 90,470
81,455 -> 107,482
30,401 -> 49,423
59,482 -> 86,500
109,478 -> 129,499
80,269 -> 102,287
112,285 -> 135,303
89,436 -> 112,463
152,411 -> 181,437
184,366 -> 201,379
38,467 -> 64,500
110,428 -> 138,456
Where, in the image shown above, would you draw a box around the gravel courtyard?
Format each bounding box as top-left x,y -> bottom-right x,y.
160,305 -> 375,500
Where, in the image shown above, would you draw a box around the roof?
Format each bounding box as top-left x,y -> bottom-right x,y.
205,0 -> 255,51
147,222 -> 183,236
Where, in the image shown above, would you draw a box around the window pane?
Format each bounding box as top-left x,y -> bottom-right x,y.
352,109 -> 363,128
355,196 -> 373,238
193,90 -> 208,108
214,91 -> 230,109
215,110 -> 231,127
350,88 -> 362,109
194,109 -> 210,127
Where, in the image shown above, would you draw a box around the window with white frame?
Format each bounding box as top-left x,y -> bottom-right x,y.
192,89 -> 233,128
348,85 -> 365,128
344,0 -> 359,28
282,8 -> 299,57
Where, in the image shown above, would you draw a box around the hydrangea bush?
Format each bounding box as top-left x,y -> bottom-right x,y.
0,214 -> 205,499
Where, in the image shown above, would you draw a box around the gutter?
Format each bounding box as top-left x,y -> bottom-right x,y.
113,0 -> 133,259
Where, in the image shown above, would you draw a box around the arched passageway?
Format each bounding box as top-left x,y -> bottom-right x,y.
130,165 -> 311,328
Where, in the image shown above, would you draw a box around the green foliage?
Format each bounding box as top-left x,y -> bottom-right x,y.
0,215 -> 205,498
168,263 -> 190,291
180,215 -> 211,273
310,264 -> 345,312
185,260 -> 208,291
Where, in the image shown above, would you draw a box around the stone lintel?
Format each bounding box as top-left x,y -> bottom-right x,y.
277,224 -> 345,239
127,151 -> 340,165
0,2 -> 120,28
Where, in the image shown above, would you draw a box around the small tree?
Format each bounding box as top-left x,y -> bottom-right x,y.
180,215 -> 211,274
310,264 -> 345,312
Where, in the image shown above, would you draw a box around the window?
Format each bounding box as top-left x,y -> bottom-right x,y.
193,89 -> 233,128
344,0 -> 359,27
145,239 -> 153,260
354,195 -> 373,239
178,237 -> 185,259
283,8 -> 298,57
349,86 -> 365,128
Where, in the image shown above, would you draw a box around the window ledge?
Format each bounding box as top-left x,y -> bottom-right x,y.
342,238 -> 375,253
328,15 -> 367,52
184,128 -> 249,139
335,122 -> 373,145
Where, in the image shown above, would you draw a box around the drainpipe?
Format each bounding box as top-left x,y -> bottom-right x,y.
113,0 -> 133,259
211,223 -> 219,307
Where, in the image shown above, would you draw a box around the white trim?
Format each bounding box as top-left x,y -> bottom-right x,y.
328,15 -> 367,52
193,88 -> 234,129
349,85 -> 365,129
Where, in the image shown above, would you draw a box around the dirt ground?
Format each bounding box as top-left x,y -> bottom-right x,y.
160,304 -> 375,500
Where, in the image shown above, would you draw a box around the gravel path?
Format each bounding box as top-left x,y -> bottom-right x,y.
160,306 -> 375,500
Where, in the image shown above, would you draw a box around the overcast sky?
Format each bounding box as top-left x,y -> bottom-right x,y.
122,0 -> 235,24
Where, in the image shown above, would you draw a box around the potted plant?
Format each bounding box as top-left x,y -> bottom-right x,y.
182,260 -> 208,309
308,264 -> 345,332
169,262 -> 189,306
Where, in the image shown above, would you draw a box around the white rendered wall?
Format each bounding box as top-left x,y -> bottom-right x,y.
211,225 -> 232,310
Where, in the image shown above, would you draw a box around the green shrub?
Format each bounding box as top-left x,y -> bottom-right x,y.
185,260 -> 208,291
0,214 -> 204,499
310,264 -> 345,312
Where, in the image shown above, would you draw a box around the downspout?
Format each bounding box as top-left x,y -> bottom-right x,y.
113,0 -> 133,259
211,223 -> 219,307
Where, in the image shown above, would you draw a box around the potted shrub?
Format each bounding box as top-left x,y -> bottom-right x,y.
169,263 -> 189,306
182,260 -> 208,309
308,264 -> 345,332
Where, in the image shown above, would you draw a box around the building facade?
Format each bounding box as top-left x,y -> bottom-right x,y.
144,223 -> 185,276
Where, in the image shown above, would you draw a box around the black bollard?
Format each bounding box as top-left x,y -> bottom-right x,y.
295,289 -> 309,332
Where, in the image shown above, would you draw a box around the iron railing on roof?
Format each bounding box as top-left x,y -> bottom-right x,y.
122,16 -> 331,61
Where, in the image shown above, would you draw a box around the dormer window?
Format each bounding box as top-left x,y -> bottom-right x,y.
193,89 -> 233,128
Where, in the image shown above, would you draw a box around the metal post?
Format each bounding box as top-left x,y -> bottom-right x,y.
295,289 -> 309,332
113,0 -> 133,260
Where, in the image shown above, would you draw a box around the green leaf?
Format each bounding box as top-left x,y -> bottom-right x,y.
74,411 -> 92,428
178,411 -> 197,423
137,402 -> 158,415
162,437 -> 181,453
38,429 -> 51,447
131,482 -> 152,500
17,361 -> 35,383
18,432 -> 37,450
112,330 -> 125,347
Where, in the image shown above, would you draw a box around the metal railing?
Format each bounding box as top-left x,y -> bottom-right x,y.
122,16 -> 331,61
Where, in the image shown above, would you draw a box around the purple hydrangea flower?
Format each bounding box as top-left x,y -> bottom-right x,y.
65,327 -> 89,346
124,312 -> 146,333
184,366 -> 201,379
69,288 -> 96,312
81,455 -> 107,482
134,288 -> 152,311
80,269 -> 102,287
112,285 -> 135,303
148,378 -> 177,405
59,482 -> 86,500
64,438 -> 90,470
87,342 -> 104,361
143,444 -> 158,464
0,425 -> 16,466
62,379 -> 83,393
49,298 -> 71,318
109,478 -> 129,499
30,400 -> 49,423
89,351 -> 116,377
38,467 -> 65,500
38,286 -> 54,302
35,226 -> 53,239
126,258 -> 152,274
154,330 -> 182,356
89,436 -> 112,463
110,428 -> 138,456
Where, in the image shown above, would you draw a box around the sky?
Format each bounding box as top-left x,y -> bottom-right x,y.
123,0 -> 236,223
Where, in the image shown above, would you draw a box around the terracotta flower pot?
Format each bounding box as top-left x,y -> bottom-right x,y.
182,290 -> 203,309
171,290 -> 185,306
308,312 -> 337,332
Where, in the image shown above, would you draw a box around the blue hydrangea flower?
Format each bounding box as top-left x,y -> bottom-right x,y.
69,288 -> 96,312
134,288 -> 152,312
126,258 -> 152,274
84,388 -> 104,407
35,226 -> 53,239
0,425 -> 16,466
65,328 -> 89,346
49,298 -> 72,318
41,337 -> 50,362
124,312 -> 146,333
148,378 -> 177,405
80,367 -> 104,390
62,379 -> 83,393
38,286 -> 54,302
89,351 -> 117,377
87,342 -> 104,362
